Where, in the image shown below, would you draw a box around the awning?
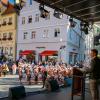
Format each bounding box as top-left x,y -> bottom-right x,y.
40,50 -> 58,56
20,50 -> 35,55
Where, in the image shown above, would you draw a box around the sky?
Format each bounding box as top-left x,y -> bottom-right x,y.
0,0 -> 15,4
1,0 -> 26,5
8,0 -> 14,4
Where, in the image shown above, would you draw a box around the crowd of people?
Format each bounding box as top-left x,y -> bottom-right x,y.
0,59 -> 74,87
17,60 -> 73,86
0,49 -> 100,99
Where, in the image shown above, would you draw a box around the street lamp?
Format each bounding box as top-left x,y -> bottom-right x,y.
59,45 -> 66,63
39,4 -> 50,18
69,17 -> 77,28
14,0 -> 26,15
59,38 -> 62,62
59,38 -> 66,62
53,10 -> 63,19
15,0 -> 20,4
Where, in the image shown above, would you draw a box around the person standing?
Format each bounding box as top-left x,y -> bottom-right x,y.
18,67 -> 23,84
12,63 -> 17,75
2,63 -> 8,76
79,49 -> 100,100
0,64 -> 2,77
42,70 -> 47,88
26,66 -> 31,85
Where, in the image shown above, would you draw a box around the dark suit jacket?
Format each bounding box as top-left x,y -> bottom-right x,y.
89,57 -> 100,79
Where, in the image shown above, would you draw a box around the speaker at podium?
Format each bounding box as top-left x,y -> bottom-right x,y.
8,85 -> 26,100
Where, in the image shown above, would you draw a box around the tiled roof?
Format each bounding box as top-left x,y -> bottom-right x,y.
2,3 -> 16,15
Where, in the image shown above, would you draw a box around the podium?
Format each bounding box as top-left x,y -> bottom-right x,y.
71,68 -> 85,100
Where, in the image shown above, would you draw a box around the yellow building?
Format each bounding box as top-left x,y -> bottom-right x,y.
0,4 -> 17,61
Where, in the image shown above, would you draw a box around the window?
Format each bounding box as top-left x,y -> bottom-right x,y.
35,14 -> 39,22
3,33 -> 7,40
8,32 -> 13,40
79,37 -> 81,48
29,0 -> 32,5
0,33 -> 1,40
97,27 -> 100,34
43,30 -> 48,38
31,31 -> 36,39
0,20 -> 2,26
75,34 -> 78,43
28,16 -> 32,23
10,47 -> 13,56
0,47 -> 1,54
5,47 -> 8,55
54,28 -> 60,37
23,32 -> 28,39
69,29 -> 72,40
8,17 -> 12,25
74,54 -> 77,64
76,35 -> 79,44
2,18 -> 7,25
69,53 -> 73,64
22,17 -> 25,24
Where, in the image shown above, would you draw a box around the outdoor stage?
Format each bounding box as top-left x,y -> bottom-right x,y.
0,75 -> 44,98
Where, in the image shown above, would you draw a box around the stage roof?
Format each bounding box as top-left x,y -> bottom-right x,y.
34,0 -> 100,23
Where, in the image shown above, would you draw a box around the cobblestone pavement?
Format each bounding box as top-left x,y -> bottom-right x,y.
0,74 -> 44,98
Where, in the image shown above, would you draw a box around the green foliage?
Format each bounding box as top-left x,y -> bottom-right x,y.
0,55 -> 7,62
26,53 -> 34,62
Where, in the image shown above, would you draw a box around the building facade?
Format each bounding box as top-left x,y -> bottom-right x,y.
85,28 -> 94,60
17,0 -> 86,64
93,25 -> 100,54
85,24 -> 100,60
0,4 -> 17,61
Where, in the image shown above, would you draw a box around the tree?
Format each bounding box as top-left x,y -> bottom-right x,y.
26,53 -> 35,62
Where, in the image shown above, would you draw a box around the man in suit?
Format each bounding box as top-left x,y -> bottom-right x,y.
79,49 -> 100,100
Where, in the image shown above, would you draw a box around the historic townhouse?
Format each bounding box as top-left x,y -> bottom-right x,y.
17,0 -> 86,64
0,3 -> 17,61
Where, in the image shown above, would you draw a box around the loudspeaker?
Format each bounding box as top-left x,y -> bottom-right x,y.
8,85 -> 26,100
49,79 -> 59,91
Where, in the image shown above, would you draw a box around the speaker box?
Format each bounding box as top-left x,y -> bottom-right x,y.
8,85 -> 26,100
49,79 -> 59,91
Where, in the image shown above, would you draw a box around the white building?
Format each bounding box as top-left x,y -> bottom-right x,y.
93,24 -> 100,54
85,29 -> 94,60
85,24 -> 100,60
17,0 -> 86,64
